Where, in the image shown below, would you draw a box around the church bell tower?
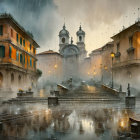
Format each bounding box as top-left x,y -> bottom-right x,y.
59,24 -> 69,53
76,25 -> 87,60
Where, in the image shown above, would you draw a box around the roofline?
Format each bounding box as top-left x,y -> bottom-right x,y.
37,51 -> 62,56
0,13 -> 40,48
111,20 -> 140,39
89,41 -> 114,56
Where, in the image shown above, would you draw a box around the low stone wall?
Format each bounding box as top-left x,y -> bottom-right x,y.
102,84 -> 126,98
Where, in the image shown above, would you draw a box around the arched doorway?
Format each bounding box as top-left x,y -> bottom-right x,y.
18,75 -> 21,86
11,73 -> 14,83
0,72 -> 3,87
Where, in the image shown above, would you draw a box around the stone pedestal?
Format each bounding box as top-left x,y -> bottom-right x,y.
125,96 -> 136,108
48,97 -> 58,106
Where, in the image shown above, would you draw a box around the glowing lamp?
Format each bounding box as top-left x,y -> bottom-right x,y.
54,64 -> 58,69
110,52 -> 115,58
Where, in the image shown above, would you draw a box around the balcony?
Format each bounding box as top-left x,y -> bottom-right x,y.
127,47 -> 135,54
115,52 -> 121,58
113,59 -> 140,69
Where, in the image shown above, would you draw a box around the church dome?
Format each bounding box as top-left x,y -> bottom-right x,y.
59,24 -> 69,37
76,25 -> 85,36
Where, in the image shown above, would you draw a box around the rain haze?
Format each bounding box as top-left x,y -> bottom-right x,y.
0,1 -> 140,140
0,0 -> 140,54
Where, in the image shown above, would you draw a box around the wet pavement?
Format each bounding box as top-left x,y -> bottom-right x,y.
0,85 -> 139,140
0,101 -> 140,140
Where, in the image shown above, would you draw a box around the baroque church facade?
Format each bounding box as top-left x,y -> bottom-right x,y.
37,24 -> 87,82
58,24 -> 87,80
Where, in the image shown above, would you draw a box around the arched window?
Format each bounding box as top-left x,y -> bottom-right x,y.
9,46 -> 12,58
0,72 -> 3,87
0,46 -> 5,58
79,36 -> 82,42
62,38 -> 65,43
11,73 -> 14,82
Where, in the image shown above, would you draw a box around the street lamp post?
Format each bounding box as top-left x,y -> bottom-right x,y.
110,52 -> 115,88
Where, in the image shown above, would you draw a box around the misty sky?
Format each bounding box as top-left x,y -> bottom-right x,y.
0,0 -> 140,55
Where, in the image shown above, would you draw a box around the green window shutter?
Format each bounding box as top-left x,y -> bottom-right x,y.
9,47 -> 12,58
23,40 -> 25,46
17,34 -> 18,42
20,54 -> 22,63
30,58 -> 32,66
0,25 -> 3,36
16,52 -> 19,61
0,46 -> 5,58
20,37 -> 22,45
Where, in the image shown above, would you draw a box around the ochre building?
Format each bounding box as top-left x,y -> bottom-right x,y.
112,21 -> 140,90
0,14 -> 40,92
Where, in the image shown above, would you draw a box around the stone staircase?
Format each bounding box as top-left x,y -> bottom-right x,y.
58,85 -> 121,103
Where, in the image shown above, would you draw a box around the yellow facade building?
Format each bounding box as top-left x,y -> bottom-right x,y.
112,21 -> 140,90
0,13 -> 40,92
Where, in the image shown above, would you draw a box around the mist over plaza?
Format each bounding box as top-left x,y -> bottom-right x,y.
0,0 -> 140,140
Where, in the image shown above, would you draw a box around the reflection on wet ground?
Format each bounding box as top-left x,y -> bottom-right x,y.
0,102 -> 140,140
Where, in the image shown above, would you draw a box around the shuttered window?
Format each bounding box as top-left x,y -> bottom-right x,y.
23,55 -> 25,64
30,58 -> 32,66
17,33 -> 18,42
0,25 -> 3,35
23,39 -> 25,46
16,52 -> 19,61
9,47 -> 12,58
20,37 -> 22,45
20,54 -> 22,63
0,46 -> 5,58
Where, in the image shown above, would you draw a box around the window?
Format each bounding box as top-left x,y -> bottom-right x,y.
11,73 -> 14,82
30,44 -> 32,50
62,38 -> 65,43
33,48 -> 35,54
30,58 -> 32,66
129,36 -> 133,48
16,33 -> 18,42
117,43 -> 120,52
11,29 -> 13,37
0,25 -> 3,36
9,46 -> 12,58
0,72 -> 3,87
20,54 -> 22,63
18,75 -> 21,84
20,37 -> 22,45
23,55 -> 25,64
23,39 -> 25,46
34,61 -> 36,68
16,51 -> 19,61
0,46 -> 5,58
79,36 -> 82,42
